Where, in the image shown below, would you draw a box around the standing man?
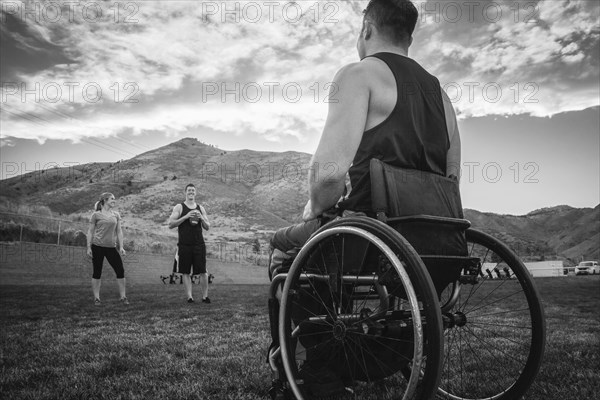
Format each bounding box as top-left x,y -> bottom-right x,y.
169,183 -> 211,303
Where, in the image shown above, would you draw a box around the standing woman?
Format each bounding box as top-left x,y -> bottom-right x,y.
87,193 -> 129,305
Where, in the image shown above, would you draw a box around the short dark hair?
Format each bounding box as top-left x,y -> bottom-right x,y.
185,183 -> 195,191
364,0 -> 418,44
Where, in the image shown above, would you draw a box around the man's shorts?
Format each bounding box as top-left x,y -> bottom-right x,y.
176,244 -> 206,275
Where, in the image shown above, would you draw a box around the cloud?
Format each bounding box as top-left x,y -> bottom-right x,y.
0,137 -> 17,147
412,0 -> 599,118
1,0 -> 598,145
0,9 -> 74,79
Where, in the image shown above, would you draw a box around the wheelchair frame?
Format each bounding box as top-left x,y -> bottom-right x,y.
267,215 -> 546,400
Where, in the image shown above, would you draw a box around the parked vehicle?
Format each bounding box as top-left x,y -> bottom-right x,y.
575,261 -> 599,275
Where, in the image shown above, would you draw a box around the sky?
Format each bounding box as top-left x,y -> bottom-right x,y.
0,0 -> 599,215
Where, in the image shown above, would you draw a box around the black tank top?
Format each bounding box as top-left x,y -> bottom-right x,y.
338,52 -> 449,213
177,203 -> 204,246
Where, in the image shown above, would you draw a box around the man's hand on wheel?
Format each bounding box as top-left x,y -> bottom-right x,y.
302,200 -> 318,221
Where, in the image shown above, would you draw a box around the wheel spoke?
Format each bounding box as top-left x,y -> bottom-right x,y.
467,319 -> 532,330
465,288 -> 527,316
437,229 -> 545,400
279,222 -> 446,400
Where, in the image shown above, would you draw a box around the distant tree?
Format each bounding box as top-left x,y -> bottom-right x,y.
151,242 -> 166,254
163,176 -> 168,181
171,175 -> 177,180
252,238 -> 260,253
123,239 -> 136,252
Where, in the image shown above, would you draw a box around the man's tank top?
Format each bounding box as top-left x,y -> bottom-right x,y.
338,52 -> 449,213
177,203 -> 204,246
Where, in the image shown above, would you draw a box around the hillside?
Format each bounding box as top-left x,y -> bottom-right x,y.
464,205 -> 599,263
0,138 -> 310,244
0,137 -> 598,264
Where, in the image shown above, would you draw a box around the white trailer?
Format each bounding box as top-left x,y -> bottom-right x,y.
524,261 -> 564,277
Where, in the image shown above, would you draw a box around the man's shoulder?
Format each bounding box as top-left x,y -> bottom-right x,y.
331,62 -> 376,94
335,58 -> 392,84
336,61 -> 371,78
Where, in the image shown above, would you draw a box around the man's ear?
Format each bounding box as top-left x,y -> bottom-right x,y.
362,19 -> 373,41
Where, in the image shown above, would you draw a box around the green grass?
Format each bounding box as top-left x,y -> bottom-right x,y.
1,276 -> 599,400
531,276 -> 600,399
0,284 -> 272,400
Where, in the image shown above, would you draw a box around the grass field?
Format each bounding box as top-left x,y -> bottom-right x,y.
1,276 -> 599,400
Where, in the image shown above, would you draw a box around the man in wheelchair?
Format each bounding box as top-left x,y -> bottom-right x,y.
267,1 -> 546,399
267,0 -> 462,397
268,0 -> 461,278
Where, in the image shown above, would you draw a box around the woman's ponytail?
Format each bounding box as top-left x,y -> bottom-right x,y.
95,193 -> 114,211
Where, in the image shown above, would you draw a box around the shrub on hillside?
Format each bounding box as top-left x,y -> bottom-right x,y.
123,240 -> 136,252
59,230 -> 87,247
151,241 -> 168,254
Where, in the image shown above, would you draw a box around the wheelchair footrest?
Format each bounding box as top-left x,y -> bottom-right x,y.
269,379 -> 291,400
297,363 -> 348,399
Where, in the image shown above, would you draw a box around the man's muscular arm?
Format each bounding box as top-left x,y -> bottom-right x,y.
168,204 -> 188,229
198,205 -> 210,231
303,63 -> 370,221
442,89 -> 461,181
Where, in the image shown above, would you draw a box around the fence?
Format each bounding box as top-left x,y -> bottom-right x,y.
0,241 -> 269,286
0,211 -> 270,263
0,211 -> 271,285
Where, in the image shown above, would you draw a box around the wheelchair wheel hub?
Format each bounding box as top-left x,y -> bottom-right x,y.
333,320 -> 347,340
443,311 -> 467,329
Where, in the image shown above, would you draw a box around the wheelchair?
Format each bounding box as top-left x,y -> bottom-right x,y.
267,160 -> 546,400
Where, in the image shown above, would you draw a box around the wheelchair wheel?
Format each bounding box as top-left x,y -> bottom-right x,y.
279,217 -> 443,400
437,228 -> 546,400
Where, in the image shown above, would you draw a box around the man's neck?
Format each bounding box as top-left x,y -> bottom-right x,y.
184,199 -> 197,208
364,43 -> 409,58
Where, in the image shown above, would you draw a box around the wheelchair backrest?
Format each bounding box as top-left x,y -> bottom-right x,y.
370,159 -> 468,258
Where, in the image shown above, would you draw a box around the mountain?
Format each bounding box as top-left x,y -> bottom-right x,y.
0,138 -> 598,264
464,206 -> 599,263
0,138 -> 311,244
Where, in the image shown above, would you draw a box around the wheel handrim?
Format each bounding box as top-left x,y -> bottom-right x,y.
279,226 -> 424,400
